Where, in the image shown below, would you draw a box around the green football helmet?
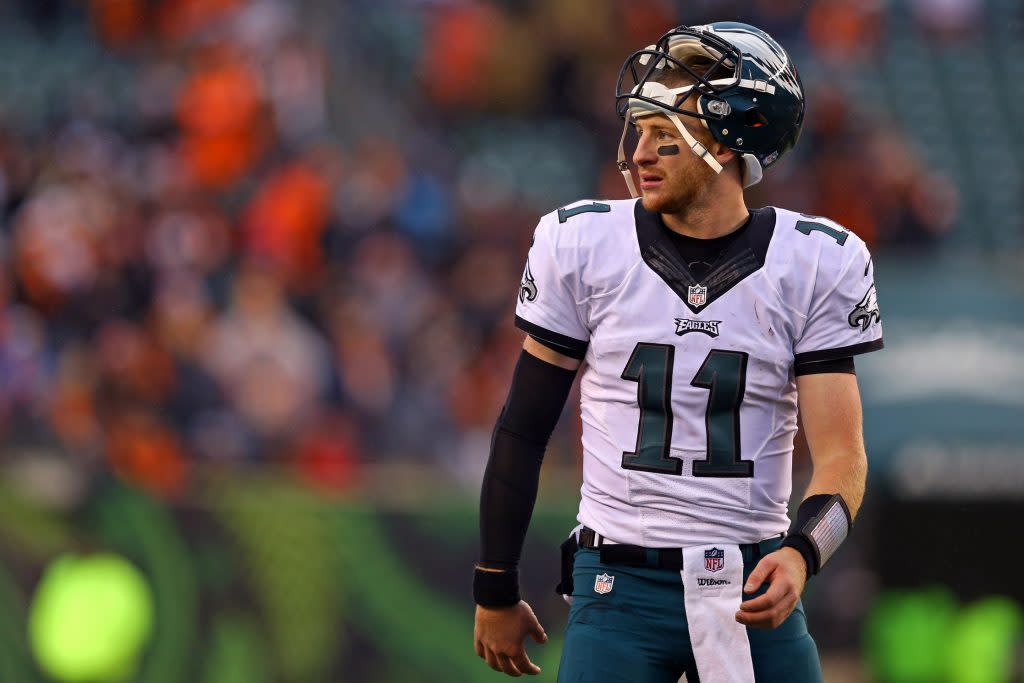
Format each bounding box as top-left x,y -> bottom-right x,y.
615,21 -> 805,191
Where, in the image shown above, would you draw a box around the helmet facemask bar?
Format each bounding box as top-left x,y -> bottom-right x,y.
614,30 -> 743,123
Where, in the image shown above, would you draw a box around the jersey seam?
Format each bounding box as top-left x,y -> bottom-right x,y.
804,244 -> 859,322
747,267 -> 805,319
793,239 -> 862,349
582,260 -> 644,302
558,201 -> 641,306
760,209 -> 809,319
541,215 -> 593,338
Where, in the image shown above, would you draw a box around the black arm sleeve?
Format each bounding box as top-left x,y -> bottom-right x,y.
478,349 -> 577,570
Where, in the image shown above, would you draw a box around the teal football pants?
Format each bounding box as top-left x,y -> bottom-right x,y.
557,540 -> 823,682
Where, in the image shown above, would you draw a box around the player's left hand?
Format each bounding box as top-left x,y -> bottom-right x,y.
735,546 -> 807,629
474,600 -> 548,676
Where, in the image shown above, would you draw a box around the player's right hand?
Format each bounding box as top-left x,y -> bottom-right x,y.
473,600 -> 548,677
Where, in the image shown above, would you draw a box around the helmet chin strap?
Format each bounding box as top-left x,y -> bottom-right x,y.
617,109 -> 723,199
668,111 -> 723,173
616,117 -> 640,199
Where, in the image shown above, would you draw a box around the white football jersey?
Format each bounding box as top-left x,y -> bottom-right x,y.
515,199 -> 883,547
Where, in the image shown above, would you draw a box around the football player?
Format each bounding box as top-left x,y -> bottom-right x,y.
473,21 -> 882,682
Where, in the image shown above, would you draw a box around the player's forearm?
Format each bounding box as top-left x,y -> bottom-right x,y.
796,372 -> 867,517
479,428 -> 544,569
782,451 -> 865,578
476,348 -> 576,571
803,448 -> 867,520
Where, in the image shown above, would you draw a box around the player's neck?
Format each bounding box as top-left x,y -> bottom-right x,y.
660,190 -> 748,240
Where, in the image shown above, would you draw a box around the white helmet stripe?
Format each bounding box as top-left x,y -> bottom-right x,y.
626,79 -> 774,121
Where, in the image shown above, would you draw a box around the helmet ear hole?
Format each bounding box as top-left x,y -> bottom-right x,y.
745,109 -> 769,128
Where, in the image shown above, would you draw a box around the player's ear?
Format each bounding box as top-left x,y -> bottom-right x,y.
713,146 -> 743,185
711,143 -> 742,182
712,142 -> 737,166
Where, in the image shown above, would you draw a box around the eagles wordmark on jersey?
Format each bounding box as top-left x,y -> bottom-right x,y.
515,198 -> 883,548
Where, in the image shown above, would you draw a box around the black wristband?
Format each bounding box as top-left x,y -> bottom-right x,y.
781,534 -> 817,578
782,493 -> 852,577
473,567 -> 521,607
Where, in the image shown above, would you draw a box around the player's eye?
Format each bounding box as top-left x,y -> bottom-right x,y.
657,130 -> 674,140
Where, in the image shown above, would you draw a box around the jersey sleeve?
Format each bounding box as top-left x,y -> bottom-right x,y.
514,215 -> 590,359
793,237 -> 883,365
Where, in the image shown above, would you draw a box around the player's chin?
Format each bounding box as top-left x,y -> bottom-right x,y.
641,192 -> 669,213
641,191 -> 683,215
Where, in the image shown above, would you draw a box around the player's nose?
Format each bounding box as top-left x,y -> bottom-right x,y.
633,135 -> 658,167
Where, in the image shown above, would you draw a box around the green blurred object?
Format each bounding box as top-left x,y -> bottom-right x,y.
211,475 -> 342,682
947,597 -> 1023,683
864,587 -> 958,683
201,615 -> 272,683
28,553 -> 154,682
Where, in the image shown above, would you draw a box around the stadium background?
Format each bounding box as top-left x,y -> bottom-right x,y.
0,0 -> 1022,681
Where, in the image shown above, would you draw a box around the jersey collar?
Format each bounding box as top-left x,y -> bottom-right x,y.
634,200 -> 776,314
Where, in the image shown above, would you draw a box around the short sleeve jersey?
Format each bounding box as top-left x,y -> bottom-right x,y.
515,199 -> 883,547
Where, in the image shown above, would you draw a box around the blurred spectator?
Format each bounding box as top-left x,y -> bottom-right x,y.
201,263 -> 330,442
177,46 -> 267,189
805,0 -> 886,65
910,0 -> 984,42
290,410 -> 361,493
419,4 -> 505,109
0,288 -> 50,436
242,156 -> 333,290
105,409 -> 188,496
764,84 -> 958,248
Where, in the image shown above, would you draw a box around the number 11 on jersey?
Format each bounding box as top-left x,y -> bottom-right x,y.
621,343 -> 754,477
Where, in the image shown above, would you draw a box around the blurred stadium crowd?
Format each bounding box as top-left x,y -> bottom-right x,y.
0,0 -> 971,500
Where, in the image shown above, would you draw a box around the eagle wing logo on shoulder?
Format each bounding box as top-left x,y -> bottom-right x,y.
519,259 -> 538,303
848,284 -> 880,331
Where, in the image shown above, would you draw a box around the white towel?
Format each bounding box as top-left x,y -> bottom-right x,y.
681,544 -> 755,682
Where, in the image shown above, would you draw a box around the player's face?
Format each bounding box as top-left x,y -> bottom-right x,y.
631,109 -> 719,215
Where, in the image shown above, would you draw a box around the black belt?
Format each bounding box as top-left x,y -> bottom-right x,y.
577,526 -> 784,571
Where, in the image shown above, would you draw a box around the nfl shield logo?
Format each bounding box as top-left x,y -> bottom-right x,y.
688,285 -> 707,307
594,573 -> 615,594
704,548 -> 725,573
